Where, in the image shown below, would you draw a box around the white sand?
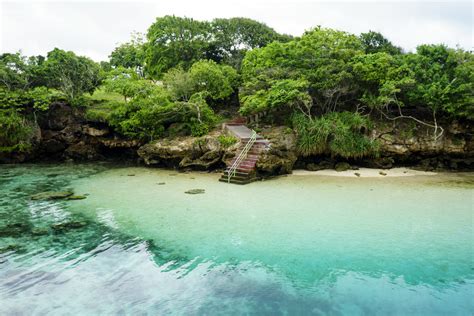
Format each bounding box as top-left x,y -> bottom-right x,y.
292,167 -> 437,178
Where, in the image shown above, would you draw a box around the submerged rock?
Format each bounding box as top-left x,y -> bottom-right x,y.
184,189 -> 205,194
31,191 -> 74,200
0,222 -> 32,237
31,227 -> 50,236
51,220 -> 87,232
67,195 -> 87,200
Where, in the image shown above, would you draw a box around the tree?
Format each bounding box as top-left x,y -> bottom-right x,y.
359,31 -> 402,55
103,67 -> 155,102
405,45 -> 474,121
163,60 -> 239,102
0,52 -> 43,91
189,60 -> 238,100
240,79 -> 312,118
109,32 -> 146,77
241,28 -> 364,116
145,16 -> 211,77
43,48 -> 101,102
208,17 -> 292,68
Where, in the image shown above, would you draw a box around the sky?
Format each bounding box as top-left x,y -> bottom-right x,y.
1,0 -> 472,61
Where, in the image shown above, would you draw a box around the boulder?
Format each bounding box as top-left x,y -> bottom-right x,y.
83,125 -> 109,137
138,133 -> 224,170
64,142 -> 102,160
335,162 -> 351,172
256,127 -> 298,176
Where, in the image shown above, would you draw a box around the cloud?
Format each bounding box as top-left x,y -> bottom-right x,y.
1,0 -> 472,61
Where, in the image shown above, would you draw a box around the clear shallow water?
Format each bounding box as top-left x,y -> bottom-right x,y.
1,164 -> 473,315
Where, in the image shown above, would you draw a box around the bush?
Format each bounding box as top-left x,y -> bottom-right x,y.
217,134 -> 238,147
292,112 -> 378,158
0,109 -> 34,153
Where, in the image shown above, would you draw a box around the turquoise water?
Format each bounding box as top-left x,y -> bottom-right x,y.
1,164 -> 473,315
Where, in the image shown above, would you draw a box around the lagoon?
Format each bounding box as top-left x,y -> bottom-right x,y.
1,164 -> 473,314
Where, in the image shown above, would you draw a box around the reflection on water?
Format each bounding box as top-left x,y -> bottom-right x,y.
1,164 -> 473,314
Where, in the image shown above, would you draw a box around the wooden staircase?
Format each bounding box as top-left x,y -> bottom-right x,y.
219,123 -> 269,185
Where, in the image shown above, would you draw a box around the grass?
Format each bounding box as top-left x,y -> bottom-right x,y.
84,88 -> 125,122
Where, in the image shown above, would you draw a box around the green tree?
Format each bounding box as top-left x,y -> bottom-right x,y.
359,31 -> 402,55
209,17 -> 292,68
109,32 -> 146,77
406,45 -> 474,121
103,67 -> 156,102
240,78 -> 312,118
145,16 -> 211,77
241,28 -> 364,116
163,60 -> 239,102
43,48 -> 101,102
189,60 -> 238,100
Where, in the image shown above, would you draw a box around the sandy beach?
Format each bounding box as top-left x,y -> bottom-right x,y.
292,167 -> 438,178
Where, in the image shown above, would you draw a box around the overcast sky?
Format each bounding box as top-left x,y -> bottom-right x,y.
1,0 -> 472,61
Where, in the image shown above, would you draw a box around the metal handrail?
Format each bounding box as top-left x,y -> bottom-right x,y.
227,130 -> 257,183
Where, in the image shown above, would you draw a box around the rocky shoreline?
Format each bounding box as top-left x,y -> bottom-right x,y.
1,103 -> 473,176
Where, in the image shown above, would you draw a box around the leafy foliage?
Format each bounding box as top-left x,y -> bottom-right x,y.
404,45 -> 474,120
359,31 -> 402,55
144,16 -> 291,77
240,79 -> 312,116
217,134 -> 238,148
292,112 -> 378,158
43,48 -> 101,102
109,32 -> 146,76
163,60 -> 239,102
241,28 -> 364,115
0,109 -> 34,153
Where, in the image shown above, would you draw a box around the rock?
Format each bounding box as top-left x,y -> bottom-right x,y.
0,244 -> 23,253
42,139 -> 66,154
64,142 -> 102,161
83,125 -> 109,137
256,127 -> 298,176
98,138 -> 142,149
31,191 -> 74,200
157,182 -> 166,185
185,189 -> 205,194
51,220 -> 87,232
31,227 -> 50,236
127,174 -> 135,176
138,134 -> 224,170
306,160 -> 335,171
66,195 -> 87,200
335,162 -> 351,172
354,172 -> 361,177
0,222 -> 32,237
379,171 -> 387,176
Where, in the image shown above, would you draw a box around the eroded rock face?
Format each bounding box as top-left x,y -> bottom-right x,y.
372,120 -> 473,170
256,127 -> 298,176
138,133 -> 226,170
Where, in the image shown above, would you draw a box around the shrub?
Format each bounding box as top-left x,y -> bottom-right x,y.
217,134 -> 238,147
292,111 -> 378,158
0,109 -> 34,153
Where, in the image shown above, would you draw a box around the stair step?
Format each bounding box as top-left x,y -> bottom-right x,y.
230,158 -> 258,165
223,170 -> 251,176
219,177 -> 257,185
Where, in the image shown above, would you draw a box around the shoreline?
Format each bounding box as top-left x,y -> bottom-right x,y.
292,167 -> 438,178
